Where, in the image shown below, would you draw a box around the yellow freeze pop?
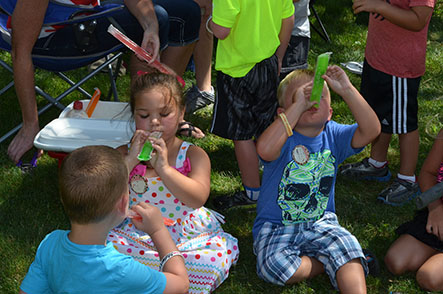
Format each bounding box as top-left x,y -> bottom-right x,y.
310,52 -> 332,108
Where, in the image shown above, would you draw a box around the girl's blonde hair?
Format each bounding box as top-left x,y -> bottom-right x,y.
130,71 -> 185,114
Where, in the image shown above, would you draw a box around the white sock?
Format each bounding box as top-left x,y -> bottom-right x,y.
199,86 -> 214,94
397,173 -> 416,183
368,157 -> 388,168
244,185 -> 260,201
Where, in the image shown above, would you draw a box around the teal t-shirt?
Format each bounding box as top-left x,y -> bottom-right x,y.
213,0 -> 294,77
20,230 -> 166,294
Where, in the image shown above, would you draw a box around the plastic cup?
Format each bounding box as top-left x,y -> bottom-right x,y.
310,52 -> 332,108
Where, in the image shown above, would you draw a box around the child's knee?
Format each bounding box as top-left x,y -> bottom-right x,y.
384,250 -> 408,275
416,267 -> 443,291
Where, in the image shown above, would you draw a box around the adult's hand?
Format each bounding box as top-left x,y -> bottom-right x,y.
124,0 -> 160,61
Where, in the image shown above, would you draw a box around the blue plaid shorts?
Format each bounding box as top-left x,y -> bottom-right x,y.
253,212 -> 368,289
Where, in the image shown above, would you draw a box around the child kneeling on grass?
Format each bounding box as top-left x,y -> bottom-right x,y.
19,145 -> 189,294
253,66 -> 380,293
385,128 -> 443,291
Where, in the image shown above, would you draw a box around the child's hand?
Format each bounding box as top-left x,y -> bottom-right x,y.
353,0 -> 382,14
149,137 -> 169,171
322,65 -> 353,97
293,81 -> 317,112
127,130 -> 149,164
427,201 -> 443,241
131,202 -> 165,236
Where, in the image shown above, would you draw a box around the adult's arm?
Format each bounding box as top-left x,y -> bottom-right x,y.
124,0 -> 160,60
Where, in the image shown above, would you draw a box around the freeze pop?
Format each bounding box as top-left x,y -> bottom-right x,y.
127,210 -> 175,226
310,52 -> 332,108
107,24 -> 185,87
137,131 -> 163,161
85,87 -> 101,118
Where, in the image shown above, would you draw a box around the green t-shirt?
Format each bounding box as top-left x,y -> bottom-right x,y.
213,0 -> 294,77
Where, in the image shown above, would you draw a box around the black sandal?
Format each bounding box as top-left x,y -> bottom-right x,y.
213,191 -> 257,211
177,121 -> 205,138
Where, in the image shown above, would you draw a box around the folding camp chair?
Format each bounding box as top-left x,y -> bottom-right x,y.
309,0 -> 331,43
0,1 -> 127,144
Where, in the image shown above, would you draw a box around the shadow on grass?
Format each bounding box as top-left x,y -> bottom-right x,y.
0,151 -> 68,291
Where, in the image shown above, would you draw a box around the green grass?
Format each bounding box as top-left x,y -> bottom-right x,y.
1,0 -> 442,293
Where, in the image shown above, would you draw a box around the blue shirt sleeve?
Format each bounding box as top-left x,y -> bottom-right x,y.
327,122 -> 364,165
20,234 -> 52,294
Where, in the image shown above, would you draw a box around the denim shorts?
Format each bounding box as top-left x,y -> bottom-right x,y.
153,0 -> 200,47
33,1 -> 169,57
253,212 -> 368,289
32,0 -> 199,59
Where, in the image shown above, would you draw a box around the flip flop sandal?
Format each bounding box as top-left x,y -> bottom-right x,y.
177,121 -> 205,138
16,149 -> 39,174
363,248 -> 380,277
213,191 -> 257,211
178,121 -> 196,137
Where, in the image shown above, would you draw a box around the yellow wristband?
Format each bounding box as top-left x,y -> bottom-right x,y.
278,112 -> 293,137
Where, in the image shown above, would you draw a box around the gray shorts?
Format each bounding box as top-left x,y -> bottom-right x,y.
210,55 -> 279,140
253,212 -> 368,289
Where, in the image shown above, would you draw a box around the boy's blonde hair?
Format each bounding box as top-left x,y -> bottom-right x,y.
59,146 -> 128,224
277,69 -> 315,107
130,70 -> 185,115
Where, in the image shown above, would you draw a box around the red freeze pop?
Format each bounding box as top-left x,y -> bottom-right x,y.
127,210 -> 175,226
107,24 -> 185,87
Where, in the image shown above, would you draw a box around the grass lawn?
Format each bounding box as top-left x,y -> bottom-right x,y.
0,0 -> 442,293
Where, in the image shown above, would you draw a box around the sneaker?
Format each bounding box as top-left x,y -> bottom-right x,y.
213,190 -> 257,211
185,84 -> 215,114
362,249 -> 380,277
339,158 -> 391,182
377,178 -> 420,206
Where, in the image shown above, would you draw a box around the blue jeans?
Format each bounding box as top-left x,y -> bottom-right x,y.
153,0 -> 200,47
31,0 -> 199,59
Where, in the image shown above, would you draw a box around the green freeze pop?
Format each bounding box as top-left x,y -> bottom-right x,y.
137,131 -> 162,161
310,52 -> 332,108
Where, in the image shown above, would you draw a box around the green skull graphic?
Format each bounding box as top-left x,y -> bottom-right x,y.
278,149 -> 335,224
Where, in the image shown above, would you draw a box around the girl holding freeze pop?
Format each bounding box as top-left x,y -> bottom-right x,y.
107,71 -> 239,294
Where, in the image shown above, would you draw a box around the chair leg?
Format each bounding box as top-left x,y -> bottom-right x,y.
0,80 -> 14,96
309,2 -> 331,43
56,72 -> 92,99
105,53 -> 123,102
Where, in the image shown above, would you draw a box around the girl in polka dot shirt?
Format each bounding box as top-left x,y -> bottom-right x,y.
107,70 -> 239,294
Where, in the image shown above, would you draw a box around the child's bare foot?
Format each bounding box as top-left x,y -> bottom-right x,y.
7,124 -> 41,163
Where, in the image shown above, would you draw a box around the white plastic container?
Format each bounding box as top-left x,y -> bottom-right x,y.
34,100 -> 134,152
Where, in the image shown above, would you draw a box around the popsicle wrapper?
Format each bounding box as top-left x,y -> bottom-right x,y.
310,52 -> 332,108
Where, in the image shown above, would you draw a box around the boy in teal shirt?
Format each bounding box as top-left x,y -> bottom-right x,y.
20,146 -> 188,294
209,0 -> 295,208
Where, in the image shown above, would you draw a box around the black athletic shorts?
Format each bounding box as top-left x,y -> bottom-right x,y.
360,59 -> 421,134
396,209 -> 443,252
210,55 -> 279,140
